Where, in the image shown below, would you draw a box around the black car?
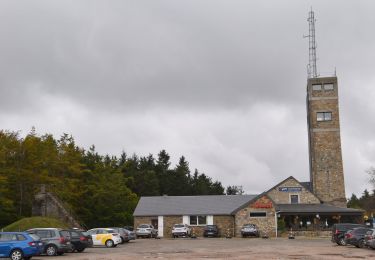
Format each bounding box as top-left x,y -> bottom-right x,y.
203,225 -> 219,237
331,223 -> 366,246
344,227 -> 372,248
68,229 -> 93,253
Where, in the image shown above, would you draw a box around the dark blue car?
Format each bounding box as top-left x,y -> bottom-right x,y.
0,232 -> 43,260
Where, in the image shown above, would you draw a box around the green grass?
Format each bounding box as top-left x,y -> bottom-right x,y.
2,216 -> 69,232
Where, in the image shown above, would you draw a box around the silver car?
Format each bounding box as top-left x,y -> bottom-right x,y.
135,224 -> 157,238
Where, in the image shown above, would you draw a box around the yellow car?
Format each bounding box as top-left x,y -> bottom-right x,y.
87,228 -> 122,247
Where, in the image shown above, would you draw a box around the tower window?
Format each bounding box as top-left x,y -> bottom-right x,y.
312,84 -> 322,91
324,83 -> 334,90
317,112 -> 332,121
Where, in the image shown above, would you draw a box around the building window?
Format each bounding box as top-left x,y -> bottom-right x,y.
189,215 -> 207,225
290,194 -> 299,204
250,212 -> 267,217
324,83 -> 334,90
317,112 -> 332,121
312,84 -> 322,91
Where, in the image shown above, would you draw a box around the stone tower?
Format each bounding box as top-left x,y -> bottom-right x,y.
307,76 -> 346,207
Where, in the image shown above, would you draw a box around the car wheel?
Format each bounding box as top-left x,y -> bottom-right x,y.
105,239 -> 114,248
70,244 -> 76,252
120,237 -> 125,244
358,239 -> 365,248
10,249 -> 23,260
46,245 -> 57,256
77,248 -> 85,253
338,238 -> 347,246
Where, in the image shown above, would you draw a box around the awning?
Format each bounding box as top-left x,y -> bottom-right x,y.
276,204 -> 364,216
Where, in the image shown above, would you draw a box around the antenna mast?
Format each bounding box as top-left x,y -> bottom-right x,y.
306,9 -> 318,78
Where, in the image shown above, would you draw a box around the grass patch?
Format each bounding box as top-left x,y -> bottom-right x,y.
2,216 -> 69,231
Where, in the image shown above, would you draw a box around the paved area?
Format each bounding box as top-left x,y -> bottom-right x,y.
35,237 -> 375,259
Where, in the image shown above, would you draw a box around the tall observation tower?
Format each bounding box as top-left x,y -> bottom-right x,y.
305,9 -> 346,207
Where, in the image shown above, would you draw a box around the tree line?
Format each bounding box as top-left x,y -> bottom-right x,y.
0,129 -> 225,228
347,168 -> 375,217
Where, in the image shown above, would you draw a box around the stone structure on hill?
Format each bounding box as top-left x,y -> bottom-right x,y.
32,185 -> 81,228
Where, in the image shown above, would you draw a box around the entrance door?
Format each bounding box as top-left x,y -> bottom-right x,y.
151,219 -> 158,229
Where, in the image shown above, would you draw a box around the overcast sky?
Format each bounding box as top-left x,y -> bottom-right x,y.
1,0 -> 374,197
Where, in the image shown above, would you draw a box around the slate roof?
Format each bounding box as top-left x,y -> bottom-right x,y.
276,204 -> 364,215
133,195 -> 257,216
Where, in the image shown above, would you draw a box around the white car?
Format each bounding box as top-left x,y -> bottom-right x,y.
136,224 -> 158,238
87,228 -> 122,247
172,224 -> 191,238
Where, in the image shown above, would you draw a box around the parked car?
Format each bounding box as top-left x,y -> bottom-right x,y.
241,224 -> 259,238
0,232 -> 44,260
171,224 -> 191,238
331,223 -> 366,246
86,228 -> 122,247
135,224 -> 158,238
203,225 -> 219,237
345,227 -> 372,248
364,228 -> 375,249
123,226 -> 134,232
123,228 -> 136,241
26,228 -> 71,256
109,227 -> 129,243
67,229 -> 93,253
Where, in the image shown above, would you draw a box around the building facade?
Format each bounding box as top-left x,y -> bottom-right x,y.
133,177 -> 362,238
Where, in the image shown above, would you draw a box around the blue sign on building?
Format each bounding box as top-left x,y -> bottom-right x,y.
278,187 -> 302,192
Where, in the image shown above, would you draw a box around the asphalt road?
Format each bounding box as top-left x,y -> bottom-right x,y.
32,237 -> 375,259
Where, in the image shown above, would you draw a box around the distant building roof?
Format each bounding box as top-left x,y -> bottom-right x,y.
133,195 -> 257,216
276,204 -> 364,215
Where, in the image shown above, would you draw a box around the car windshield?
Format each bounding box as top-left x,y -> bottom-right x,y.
243,224 -> 255,228
139,225 -> 150,228
174,224 -> 185,228
29,234 -> 41,241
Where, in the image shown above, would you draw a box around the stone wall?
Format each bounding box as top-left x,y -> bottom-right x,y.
307,77 -> 346,207
267,178 -> 320,204
133,216 -> 155,230
163,216 -> 182,238
134,215 -> 234,238
213,215 -> 235,237
234,195 -> 276,237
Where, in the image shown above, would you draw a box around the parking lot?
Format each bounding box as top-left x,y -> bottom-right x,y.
31,237 -> 375,260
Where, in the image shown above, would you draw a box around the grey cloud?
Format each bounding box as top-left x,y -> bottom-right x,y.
0,0 -> 375,196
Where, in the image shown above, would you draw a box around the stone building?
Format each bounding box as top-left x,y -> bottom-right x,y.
307,76 -> 346,207
133,176 -> 362,238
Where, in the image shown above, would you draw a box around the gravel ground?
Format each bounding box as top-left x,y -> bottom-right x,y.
34,237 -> 375,260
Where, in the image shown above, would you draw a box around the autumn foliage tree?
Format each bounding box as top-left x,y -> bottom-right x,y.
0,130 -> 224,228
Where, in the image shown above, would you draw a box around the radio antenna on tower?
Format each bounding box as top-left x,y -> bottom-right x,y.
305,8 -> 318,78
